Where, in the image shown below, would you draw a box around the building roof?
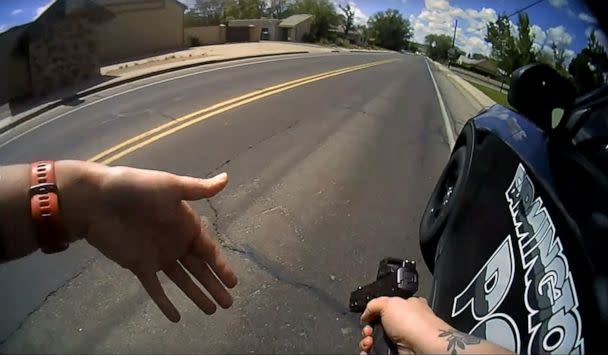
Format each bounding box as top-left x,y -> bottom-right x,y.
279,14 -> 313,28
228,18 -> 281,27
95,0 -> 187,12
32,0 -> 115,22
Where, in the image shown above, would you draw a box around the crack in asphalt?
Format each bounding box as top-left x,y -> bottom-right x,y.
205,199 -> 348,316
205,120 -> 300,179
237,244 -> 349,315
0,258 -> 95,346
198,118 -> 349,314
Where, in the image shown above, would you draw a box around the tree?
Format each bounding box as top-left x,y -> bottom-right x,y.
339,3 -> 355,37
367,9 -> 412,51
268,0 -> 291,19
485,12 -> 536,74
424,34 -> 453,61
225,0 -> 267,19
184,8 -> 208,27
191,0 -> 227,25
568,30 -> 608,94
536,47 -> 554,66
516,12 -> 536,65
551,41 -> 567,74
289,0 -> 340,40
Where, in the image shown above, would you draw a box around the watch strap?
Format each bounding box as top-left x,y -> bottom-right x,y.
29,161 -> 69,253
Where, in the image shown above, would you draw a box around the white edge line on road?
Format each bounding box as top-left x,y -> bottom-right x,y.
425,59 -> 455,149
0,52 -> 350,149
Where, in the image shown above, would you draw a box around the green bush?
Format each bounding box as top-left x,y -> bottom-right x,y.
319,38 -> 333,45
334,37 -> 350,48
301,32 -> 315,43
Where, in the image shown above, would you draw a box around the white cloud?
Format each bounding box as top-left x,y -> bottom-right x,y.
547,25 -> 573,46
410,0 -> 496,55
548,0 -> 567,8
35,0 -> 54,19
425,0 -> 449,11
596,30 -> 608,48
536,41 -> 575,68
530,24 -> 546,45
11,9 -> 22,16
332,1 -> 369,25
585,26 -> 608,55
567,8 -> 575,17
578,12 -> 597,24
410,0 -> 578,67
348,1 -> 369,25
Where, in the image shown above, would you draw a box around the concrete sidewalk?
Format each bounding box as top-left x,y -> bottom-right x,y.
1,42 -> 391,135
427,59 -> 496,136
100,42 -> 341,77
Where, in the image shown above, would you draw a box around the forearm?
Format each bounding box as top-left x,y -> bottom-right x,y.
0,164 -> 36,261
0,160 -> 103,262
419,327 -> 513,354
411,319 -> 513,355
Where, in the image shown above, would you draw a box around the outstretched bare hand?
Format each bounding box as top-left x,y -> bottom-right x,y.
62,162 -> 237,322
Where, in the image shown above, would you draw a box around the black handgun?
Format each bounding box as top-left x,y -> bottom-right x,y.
349,258 -> 419,354
349,257 -> 419,313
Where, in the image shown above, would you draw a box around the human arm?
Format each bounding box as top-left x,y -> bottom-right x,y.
0,160 -> 237,321
358,297 -> 513,355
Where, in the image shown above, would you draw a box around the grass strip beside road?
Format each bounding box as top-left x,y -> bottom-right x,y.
89,59 -> 397,165
467,81 -> 511,108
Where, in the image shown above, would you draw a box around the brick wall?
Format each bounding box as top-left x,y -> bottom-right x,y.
28,17 -> 99,97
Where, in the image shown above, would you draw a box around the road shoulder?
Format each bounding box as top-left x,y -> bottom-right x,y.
427,59 -> 496,137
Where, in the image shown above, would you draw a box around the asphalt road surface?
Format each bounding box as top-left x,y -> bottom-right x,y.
0,52 -> 450,353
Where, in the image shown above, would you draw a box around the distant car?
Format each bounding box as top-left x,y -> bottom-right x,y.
261,28 -> 270,41
420,63 -> 607,353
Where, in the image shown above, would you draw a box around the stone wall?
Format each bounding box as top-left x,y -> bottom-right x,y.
28,17 -> 99,97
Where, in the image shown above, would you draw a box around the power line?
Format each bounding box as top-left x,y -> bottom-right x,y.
507,0 -> 546,18
467,0 -> 547,35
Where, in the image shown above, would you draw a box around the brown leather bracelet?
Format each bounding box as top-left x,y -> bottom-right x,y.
30,161 -> 69,254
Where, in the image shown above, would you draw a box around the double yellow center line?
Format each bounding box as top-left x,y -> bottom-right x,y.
89,59 -> 397,165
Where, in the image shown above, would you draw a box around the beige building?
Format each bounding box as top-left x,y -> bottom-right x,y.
184,25 -> 227,46
278,14 -> 313,42
229,19 -> 281,41
95,0 -> 186,63
0,0 -> 186,104
228,14 -> 313,42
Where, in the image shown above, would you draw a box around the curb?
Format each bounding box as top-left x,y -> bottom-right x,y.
428,59 -> 495,109
349,50 -> 395,54
0,51 -> 311,135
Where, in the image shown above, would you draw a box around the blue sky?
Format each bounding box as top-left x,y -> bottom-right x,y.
1,0 -> 604,59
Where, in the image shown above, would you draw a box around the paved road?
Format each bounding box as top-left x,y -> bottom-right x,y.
0,52 -> 450,353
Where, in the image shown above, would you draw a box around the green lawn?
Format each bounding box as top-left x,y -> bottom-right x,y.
468,81 -> 511,108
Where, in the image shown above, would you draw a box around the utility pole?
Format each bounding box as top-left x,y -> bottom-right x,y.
448,19 -> 458,68
451,19 -> 458,48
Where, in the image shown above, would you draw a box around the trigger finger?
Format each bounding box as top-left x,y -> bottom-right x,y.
361,296 -> 389,324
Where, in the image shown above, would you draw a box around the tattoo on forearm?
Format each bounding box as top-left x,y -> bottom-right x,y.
438,329 -> 481,354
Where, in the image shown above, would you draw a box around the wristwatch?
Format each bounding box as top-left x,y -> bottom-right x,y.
29,161 -> 69,253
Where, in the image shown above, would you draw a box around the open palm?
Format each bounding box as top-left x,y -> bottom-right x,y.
84,166 -> 237,322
